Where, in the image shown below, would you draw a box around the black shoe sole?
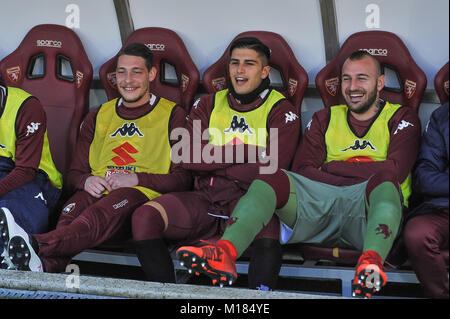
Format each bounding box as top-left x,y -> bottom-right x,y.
8,236 -> 33,271
177,249 -> 236,287
0,209 -> 14,269
0,208 -> 10,248
352,268 -> 384,298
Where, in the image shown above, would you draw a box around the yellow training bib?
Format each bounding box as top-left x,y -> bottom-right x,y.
209,89 -> 285,147
0,86 -> 62,189
324,102 -> 412,206
89,97 -> 176,199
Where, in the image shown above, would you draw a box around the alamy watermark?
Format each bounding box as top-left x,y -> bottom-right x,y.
169,120 -> 279,175
65,263 -> 80,289
365,4 -> 380,29
65,4 -> 80,29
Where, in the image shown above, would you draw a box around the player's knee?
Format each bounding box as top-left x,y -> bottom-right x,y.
132,203 -> 166,241
367,170 -> 400,192
403,225 -> 423,250
404,217 -> 437,251
254,169 -> 290,208
255,169 -> 286,187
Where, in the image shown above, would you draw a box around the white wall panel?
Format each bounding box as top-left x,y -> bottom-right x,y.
129,0 -> 326,84
0,0 -> 122,76
336,0 -> 449,89
0,0 -> 447,115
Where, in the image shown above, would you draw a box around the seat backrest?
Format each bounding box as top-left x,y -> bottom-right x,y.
315,31 -> 427,112
99,27 -> 199,112
0,24 -> 93,181
434,62 -> 449,104
202,31 -> 308,115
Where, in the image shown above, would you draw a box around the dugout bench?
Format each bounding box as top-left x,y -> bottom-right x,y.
72,244 -> 422,298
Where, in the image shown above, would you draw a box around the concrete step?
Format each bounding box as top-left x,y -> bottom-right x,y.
0,269 -> 343,299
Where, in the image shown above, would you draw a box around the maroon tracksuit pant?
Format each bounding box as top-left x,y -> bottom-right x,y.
404,208 -> 449,298
33,188 -> 148,273
131,189 -> 280,245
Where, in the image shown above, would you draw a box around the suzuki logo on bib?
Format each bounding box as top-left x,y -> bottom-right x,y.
112,142 -> 138,166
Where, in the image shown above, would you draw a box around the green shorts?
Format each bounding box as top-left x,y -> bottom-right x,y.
280,171 -> 368,250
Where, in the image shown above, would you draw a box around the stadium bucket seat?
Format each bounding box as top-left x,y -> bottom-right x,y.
99,27 -> 199,112
202,30 -> 308,117
315,30 -> 427,112
434,61 -> 449,104
0,24 -> 93,183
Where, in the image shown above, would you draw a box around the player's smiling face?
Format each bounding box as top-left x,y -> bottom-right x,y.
228,48 -> 270,95
341,55 -> 385,120
115,54 -> 156,108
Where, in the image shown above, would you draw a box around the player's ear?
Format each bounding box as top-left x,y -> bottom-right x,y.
148,66 -> 157,83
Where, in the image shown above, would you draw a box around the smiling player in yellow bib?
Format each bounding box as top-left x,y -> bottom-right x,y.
0,43 -> 191,274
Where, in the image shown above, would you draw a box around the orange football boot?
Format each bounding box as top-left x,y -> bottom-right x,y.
352,250 -> 387,298
176,240 -> 238,287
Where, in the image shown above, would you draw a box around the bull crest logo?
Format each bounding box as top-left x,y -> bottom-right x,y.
211,77 -> 226,92
404,79 -> 417,99
6,66 -> 21,83
288,78 -> 298,97
76,70 -> 84,88
181,73 -> 190,93
325,77 -> 339,96
107,72 -> 117,89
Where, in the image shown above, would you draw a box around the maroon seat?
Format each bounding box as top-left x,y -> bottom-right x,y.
315,30 -> 427,112
434,62 -> 449,104
299,244 -> 361,264
0,24 -> 93,182
99,27 -> 199,112
202,31 -> 308,116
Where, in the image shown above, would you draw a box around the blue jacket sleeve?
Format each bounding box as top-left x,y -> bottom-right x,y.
414,102 -> 449,204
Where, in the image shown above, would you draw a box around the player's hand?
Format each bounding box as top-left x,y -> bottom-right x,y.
84,175 -> 112,198
105,173 -> 138,190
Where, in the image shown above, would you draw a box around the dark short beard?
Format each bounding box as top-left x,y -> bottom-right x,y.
345,82 -> 378,114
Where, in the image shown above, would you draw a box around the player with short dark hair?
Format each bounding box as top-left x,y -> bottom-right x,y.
229,36 -> 271,67
130,37 -> 301,289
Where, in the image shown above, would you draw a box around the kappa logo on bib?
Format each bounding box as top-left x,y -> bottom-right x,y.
224,115 -> 254,134
341,139 -> 376,152
110,122 -> 144,138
